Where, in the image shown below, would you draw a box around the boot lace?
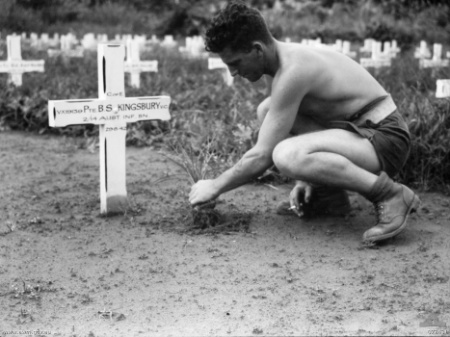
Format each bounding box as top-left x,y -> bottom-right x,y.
374,203 -> 385,221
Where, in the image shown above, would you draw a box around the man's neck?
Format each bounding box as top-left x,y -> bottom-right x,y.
263,39 -> 280,77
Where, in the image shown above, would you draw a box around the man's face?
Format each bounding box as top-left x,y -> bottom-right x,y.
218,45 -> 264,82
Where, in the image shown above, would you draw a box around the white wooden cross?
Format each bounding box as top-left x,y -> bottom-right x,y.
48,44 -> 171,214
0,35 -> 44,86
161,35 -> 177,48
341,41 -> 356,58
179,36 -> 207,59
419,44 -> 449,68
414,40 -> 431,59
360,38 -> 374,53
48,34 -> 84,58
208,57 -> 233,86
436,79 -> 450,98
360,40 -> 391,69
124,39 -> 158,88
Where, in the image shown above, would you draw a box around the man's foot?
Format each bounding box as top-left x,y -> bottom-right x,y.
276,186 -> 351,218
363,184 -> 420,243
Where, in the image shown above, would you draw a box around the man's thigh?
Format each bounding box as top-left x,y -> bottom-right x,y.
283,128 -> 381,173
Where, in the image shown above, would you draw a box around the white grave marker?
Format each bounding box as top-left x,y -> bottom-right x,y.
124,39 -> 158,88
208,57 -> 233,86
179,36 -> 207,58
161,35 -> 177,48
414,40 -> 431,59
48,44 -> 171,214
342,41 -> 356,58
82,33 -> 97,50
48,34 -> 84,58
0,35 -> 44,86
360,38 -> 374,53
436,79 -> 450,98
360,40 -> 391,69
390,40 -> 400,57
419,43 -> 449,68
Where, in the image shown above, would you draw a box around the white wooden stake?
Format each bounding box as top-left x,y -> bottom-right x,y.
0,35 -> 44,86
208,57 -> 233,86
436,79 -> 450,98
48,44 -> 171,214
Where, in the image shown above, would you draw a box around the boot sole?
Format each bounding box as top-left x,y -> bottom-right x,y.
364,194 -> 421,243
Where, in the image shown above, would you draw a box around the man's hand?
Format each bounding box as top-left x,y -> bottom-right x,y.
289,180 -> 313,217
189,179 -> 219,206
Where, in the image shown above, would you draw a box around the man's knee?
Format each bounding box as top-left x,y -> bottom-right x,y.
273,138 -> 311,176
256,97 -> 270,124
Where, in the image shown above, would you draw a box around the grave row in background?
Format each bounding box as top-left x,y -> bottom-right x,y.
0,34 -> 449,97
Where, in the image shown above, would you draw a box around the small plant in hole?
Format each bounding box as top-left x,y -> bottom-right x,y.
160,136 -> 222,230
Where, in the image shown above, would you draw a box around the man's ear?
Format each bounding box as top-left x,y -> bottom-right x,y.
252,41 -> 264,55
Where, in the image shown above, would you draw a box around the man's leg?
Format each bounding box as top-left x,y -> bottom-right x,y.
272,129 -> 380,193
272,129 -> 420,242
259,98 -> 353,216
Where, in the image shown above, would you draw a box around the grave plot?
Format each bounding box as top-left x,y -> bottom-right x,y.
0,35 -> 45,86
48,44 -> 170,215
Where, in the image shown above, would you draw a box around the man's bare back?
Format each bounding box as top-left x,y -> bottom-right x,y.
273,42 -> 388,123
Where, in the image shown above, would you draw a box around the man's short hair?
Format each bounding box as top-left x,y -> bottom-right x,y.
205,0 -> 273,53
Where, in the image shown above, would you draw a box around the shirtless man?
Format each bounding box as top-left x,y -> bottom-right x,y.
189,0 -> 420,243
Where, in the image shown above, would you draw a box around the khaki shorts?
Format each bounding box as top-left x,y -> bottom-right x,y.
328,96 -> 411,177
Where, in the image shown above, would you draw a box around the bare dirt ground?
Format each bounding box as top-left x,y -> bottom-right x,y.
1,131 -> 450,337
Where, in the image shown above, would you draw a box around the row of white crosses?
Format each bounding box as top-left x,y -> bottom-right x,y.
0,35 -> 44,86
48,44 -> 171,214
48,33 -> 84,58
416,42 -> 449,68
23,32 -> 60,49
359,39 -> 399,69
414,41 -> 450,98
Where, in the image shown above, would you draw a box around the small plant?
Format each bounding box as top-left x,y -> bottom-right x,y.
160,135 -> 222,230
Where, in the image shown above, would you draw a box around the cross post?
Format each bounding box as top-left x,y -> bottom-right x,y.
48,44 -> 170,214
208,57 -> 233,86
0,35 -> 45,86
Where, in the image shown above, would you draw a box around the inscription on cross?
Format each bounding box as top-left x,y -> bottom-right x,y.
124,39 -> 158,88
48,44 -> 171,214
0,35 -> 45,86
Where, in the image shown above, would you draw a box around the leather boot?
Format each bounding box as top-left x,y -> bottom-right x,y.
276,185 -> 351,218
363,172 -> 420,243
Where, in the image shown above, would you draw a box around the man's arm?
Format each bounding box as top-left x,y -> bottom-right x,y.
190,66 -> 310,204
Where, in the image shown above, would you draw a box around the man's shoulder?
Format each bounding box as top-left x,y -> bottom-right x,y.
274,58 -> 316,90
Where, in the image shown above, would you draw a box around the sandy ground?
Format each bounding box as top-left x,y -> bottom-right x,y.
1,131 -> 449,337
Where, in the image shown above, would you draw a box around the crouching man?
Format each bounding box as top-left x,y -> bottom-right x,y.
189,0 -> 420,243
